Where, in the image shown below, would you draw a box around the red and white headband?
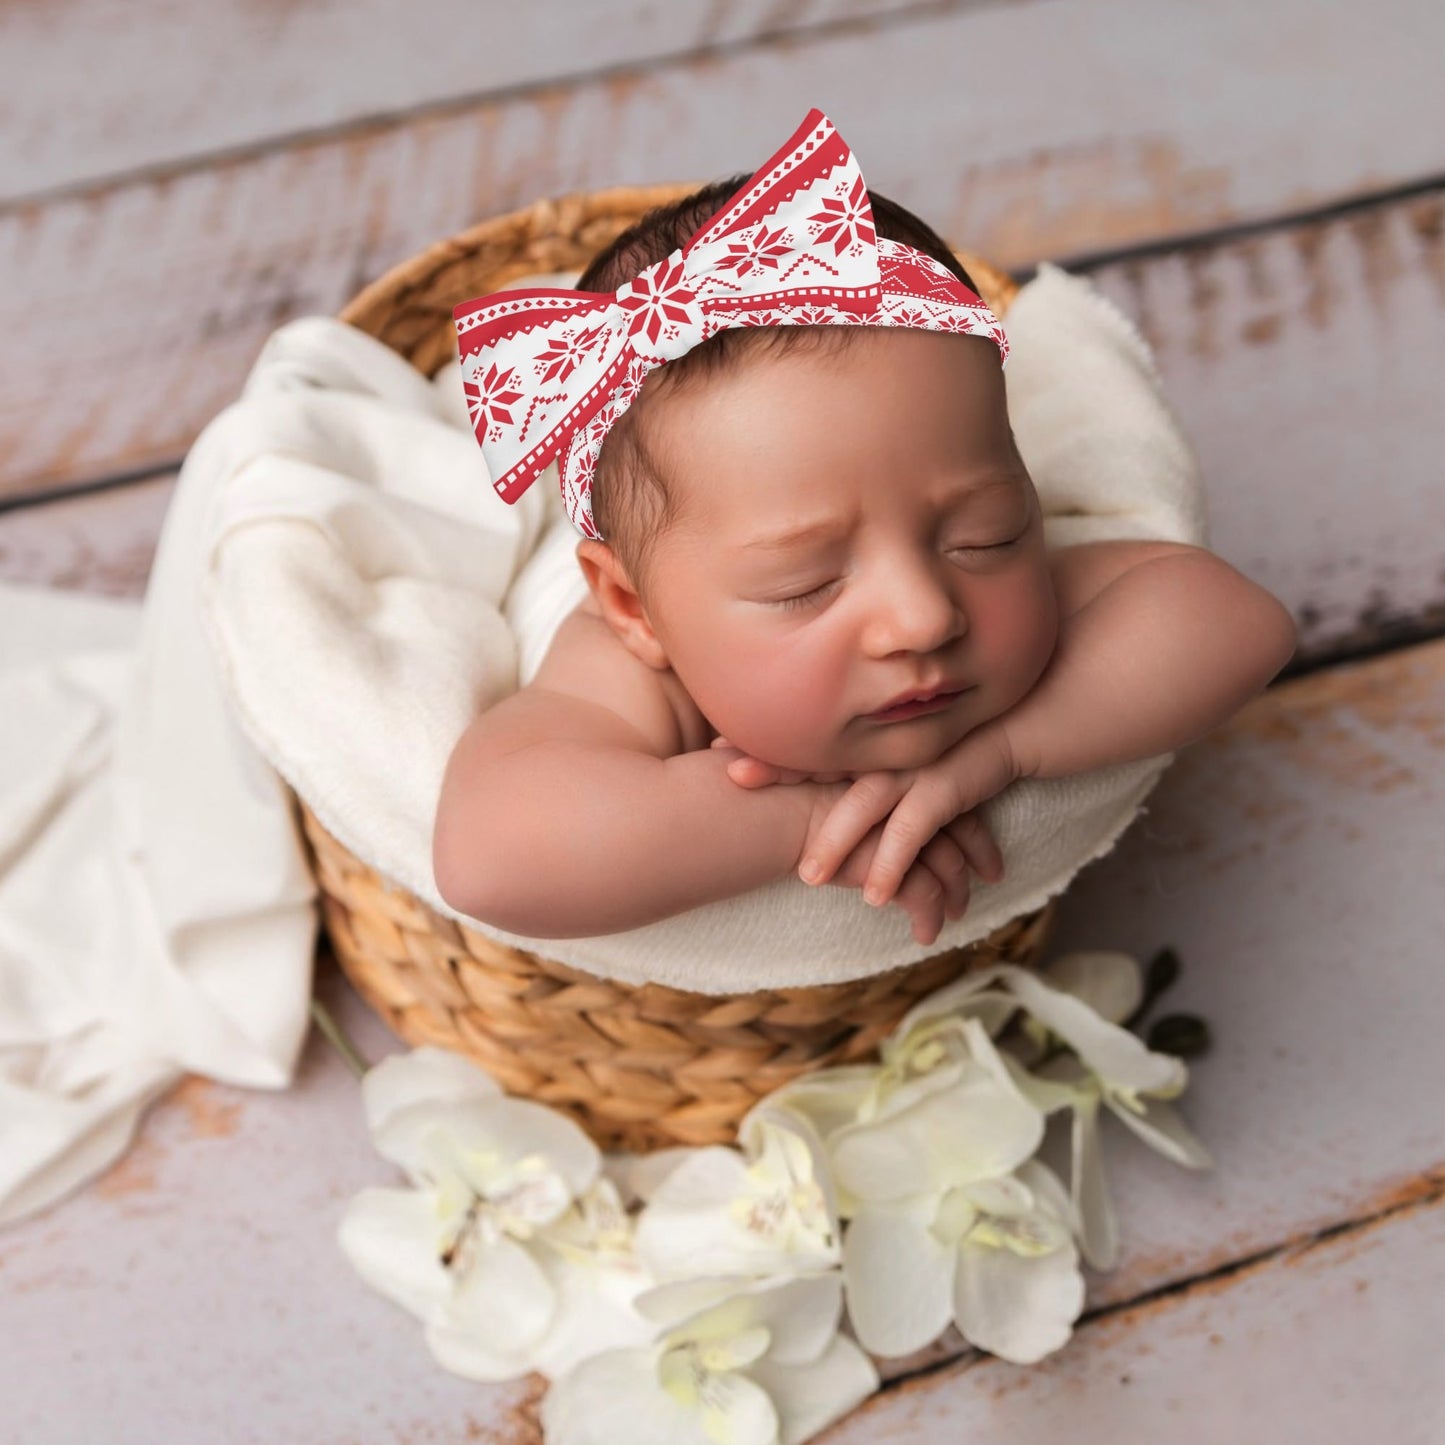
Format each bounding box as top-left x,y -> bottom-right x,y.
453,107 -> 1010,541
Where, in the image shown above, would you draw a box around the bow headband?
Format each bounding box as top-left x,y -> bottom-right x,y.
453,107 -> 1009,541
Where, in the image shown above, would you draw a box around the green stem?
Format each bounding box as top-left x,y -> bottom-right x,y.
310,995 -> 370,1079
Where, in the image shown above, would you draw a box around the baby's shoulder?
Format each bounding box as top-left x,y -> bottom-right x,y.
532,599 -> 714,756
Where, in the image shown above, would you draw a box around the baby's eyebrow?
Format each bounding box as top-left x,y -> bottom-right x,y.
741,474 -> 1020,554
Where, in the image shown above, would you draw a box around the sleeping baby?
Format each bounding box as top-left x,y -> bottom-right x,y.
433,117 -> 1297,948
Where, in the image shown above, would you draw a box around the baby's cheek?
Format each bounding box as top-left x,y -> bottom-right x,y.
718,648 -> 846,768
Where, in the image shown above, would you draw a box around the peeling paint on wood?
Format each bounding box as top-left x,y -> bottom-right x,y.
1086,189 -> 1445,661
828,1191 -> 1445,1441
0,0 -> 962,201
0,473 -> 175,596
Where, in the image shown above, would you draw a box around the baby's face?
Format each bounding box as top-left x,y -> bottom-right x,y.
622,328 -> 1059,774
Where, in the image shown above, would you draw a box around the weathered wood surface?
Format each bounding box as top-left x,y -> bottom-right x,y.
2,638 -> 1441,1440
4,183 -> 1440,665
836,1192 -> 1445,1443
0,473 -> 174,597
4,0 -> 1444,504
0,0 -> 952,200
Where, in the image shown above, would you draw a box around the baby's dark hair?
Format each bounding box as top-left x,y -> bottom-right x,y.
574,176 -> 979,601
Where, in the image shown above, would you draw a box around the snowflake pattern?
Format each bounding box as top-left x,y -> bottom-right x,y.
452,107 -> 1009,538
615,250 -> 704,360
534,320 -> 611,385
714,222 -> 794,280
808,173 -> 875,258
460,358 -> 525,443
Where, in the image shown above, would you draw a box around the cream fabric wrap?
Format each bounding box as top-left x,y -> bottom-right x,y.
207,260 -> 1208,991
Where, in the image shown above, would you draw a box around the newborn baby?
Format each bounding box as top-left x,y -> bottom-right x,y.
434,180 -> 1298,946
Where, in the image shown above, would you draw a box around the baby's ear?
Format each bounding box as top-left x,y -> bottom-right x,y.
575,540 -> 670,670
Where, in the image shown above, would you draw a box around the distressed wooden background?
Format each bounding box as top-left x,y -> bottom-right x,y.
2,3 -> 1442,1441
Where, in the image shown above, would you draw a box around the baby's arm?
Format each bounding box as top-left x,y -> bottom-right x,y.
436,605 -> 980,942
795,539 -> 1298,903
432,610 -> 821,937
998,540 -> 1298,781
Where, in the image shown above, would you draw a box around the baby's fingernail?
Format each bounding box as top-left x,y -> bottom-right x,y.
865,885 -> 885,906
800,860 -> 822,883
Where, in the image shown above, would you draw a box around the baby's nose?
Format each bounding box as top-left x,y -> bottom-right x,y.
865,572 -> 965,656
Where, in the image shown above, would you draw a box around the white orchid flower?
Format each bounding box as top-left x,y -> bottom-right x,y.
843,1157 -> 1085,1363
757,1006 -> 1014,1154
542,1272 -> 878,1445
632,1102 -> 839,1281
826,1016 -> 1045,1216
992,953 -> 1215,1272
338,1047 -> 650,1382
820,1015 -> 1080,1360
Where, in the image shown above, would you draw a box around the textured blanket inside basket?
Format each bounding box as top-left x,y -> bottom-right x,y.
204,261 -> 1208,991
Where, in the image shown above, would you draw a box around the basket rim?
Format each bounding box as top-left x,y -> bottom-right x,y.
337,178 -> 711,340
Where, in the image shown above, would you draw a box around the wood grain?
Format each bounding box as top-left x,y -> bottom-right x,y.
836,1191 -> 1445,1442
0,0 -> 965,200
5,0 -> 1445,502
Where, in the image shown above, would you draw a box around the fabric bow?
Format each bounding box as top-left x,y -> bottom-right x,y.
452,106 -> 1009,540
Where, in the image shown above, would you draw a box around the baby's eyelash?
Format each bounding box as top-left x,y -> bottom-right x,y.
766,537 -> 1023,611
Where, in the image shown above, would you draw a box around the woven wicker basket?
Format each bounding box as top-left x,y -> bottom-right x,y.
300,181 -> 1058,1153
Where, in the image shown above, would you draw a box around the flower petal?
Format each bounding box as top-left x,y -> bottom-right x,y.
529,1237 -> 657,1380
543,1345 -> 713,1445
1016,1159 -> 1081,1244
375,1096 -> 600,1202
361,1046 -> 500,1142
689,1365 -> 779,1445
996,1049 -> 1089,1116
895,968 -> 1020,1038
746,1334 -> 880,1445
832,1070 -> 1043,1203
994,966 -> 1184,1095
640,1274 -> 844,1370
842,1200 -> 954,1358
741,1103 -> 842,1247
747,1273 -> 845,1367
953,1230 -> 1085,1365
633,1148 -> 765,1280
1070,1091 -> 1117,1272
425,1235 -> 556,1381
1107,1094 -> 1215,1170
336,1186 -> 452,1321
763,1066 -> 880,1142
626,1146 -> 699,1203
1040,951 -> 1143,1024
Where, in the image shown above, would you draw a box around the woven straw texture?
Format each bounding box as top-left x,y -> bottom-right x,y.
300,181 -> 1057,1152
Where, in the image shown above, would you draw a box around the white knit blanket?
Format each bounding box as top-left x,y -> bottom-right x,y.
0,260 -> 1206,1225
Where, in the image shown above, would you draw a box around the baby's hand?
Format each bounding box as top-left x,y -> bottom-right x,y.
709,735 -> 851,787
792,792 -> 985,944
798,725 -> 1018,907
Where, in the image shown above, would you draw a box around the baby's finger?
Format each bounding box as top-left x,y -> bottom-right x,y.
860,792 -> 951,907
801,775 -> 907,885
916,832 -> 972,920
892,863 -> 945,946
944,810 -> 1006,884
726,756 -> 785,788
